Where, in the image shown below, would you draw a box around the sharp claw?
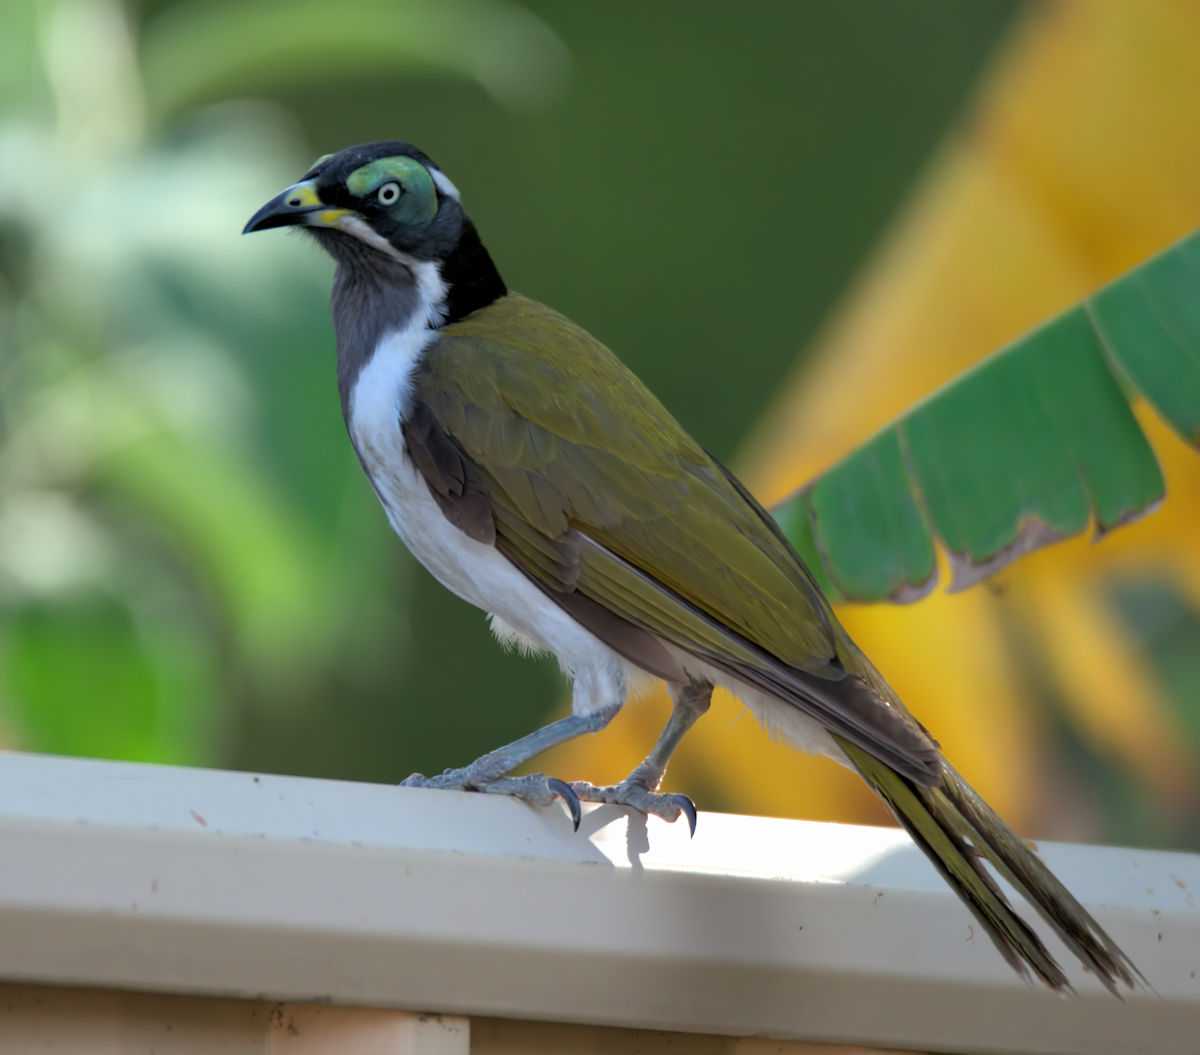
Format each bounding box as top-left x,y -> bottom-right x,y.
548,777 -> 582,830
670,793 -> 698,836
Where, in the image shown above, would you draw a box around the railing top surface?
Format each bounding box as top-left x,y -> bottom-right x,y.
0,752 -> 1195,1055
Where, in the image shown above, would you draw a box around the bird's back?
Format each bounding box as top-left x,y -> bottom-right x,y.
430,292 -> 841,670
419,293 -> 940,781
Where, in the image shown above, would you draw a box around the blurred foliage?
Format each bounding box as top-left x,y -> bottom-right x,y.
1,0 -> 1015,789
4,0 -> 1194,858
579,0 -> 1199,852
0,0 -> 574,771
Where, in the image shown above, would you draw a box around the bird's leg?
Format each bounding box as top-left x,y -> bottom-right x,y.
570,680 -> 712,834
401,703 -> 621,826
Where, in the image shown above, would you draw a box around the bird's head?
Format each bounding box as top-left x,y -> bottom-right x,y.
244,141 -> 467,265
245,141 -> 505,323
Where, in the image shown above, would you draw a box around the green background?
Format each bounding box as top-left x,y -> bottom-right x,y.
0,1 -> 1016,791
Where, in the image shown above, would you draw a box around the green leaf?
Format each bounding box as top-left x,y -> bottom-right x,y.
0,595 -> 212,764
1089,235 -> 1200,447
139,0 -> 568,121
96,429 -> 331,672
0,2 -> 43,111
774,231 -> 1198,602
807,429 -> 935,601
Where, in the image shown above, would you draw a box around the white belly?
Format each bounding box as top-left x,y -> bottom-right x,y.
347,326 -> 632,716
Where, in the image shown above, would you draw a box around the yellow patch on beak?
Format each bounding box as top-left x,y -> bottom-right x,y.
244,179 -> 353,236
283,181 -> 322,208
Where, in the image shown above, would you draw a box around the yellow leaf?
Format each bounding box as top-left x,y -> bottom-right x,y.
550,1 -> 1200,836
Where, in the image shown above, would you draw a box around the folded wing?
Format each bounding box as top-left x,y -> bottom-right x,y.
405,293 -> 940,783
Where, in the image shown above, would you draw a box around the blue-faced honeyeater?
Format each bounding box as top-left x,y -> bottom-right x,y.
245,141 -> 1139,993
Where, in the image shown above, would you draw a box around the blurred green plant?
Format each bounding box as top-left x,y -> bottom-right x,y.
0,0 -> 567,763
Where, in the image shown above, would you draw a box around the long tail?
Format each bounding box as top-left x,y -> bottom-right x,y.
842,741 -> 1142,994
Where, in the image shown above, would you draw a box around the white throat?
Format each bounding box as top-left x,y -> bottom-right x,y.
343,276 -> 635,723
345,244 -> 447,432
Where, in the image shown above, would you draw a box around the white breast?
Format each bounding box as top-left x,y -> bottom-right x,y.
347,324 -> 633,717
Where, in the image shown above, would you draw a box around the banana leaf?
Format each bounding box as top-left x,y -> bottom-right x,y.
773,231 -> 1200,603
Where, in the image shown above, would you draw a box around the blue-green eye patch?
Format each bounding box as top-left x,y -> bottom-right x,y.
346,156 -> 438,226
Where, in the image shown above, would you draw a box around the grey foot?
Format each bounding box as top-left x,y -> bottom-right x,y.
400,770 -> 582,829
569,779 -> 698,836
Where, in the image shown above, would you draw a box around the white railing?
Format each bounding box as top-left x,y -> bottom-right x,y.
0,752 -> 1194,1054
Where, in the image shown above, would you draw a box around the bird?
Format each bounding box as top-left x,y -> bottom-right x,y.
245,140 -> 1139,993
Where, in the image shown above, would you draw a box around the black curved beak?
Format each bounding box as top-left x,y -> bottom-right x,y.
243,179 -> 328,234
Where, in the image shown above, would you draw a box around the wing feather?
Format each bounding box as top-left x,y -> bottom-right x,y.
406,293 -> 940,783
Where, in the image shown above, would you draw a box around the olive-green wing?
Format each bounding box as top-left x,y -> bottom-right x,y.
407,293 -> 938,782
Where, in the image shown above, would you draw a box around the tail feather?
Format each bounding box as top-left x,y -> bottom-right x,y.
842,741 -> 1141,994
940,766 -> 1143,993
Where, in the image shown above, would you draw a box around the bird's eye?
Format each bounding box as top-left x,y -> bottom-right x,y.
376,181 -> 401,206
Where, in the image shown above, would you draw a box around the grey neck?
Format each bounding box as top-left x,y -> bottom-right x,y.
320,230 -> 440,422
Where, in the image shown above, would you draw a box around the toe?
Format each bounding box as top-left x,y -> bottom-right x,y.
547,777 -> 582,830
667,793 -> 698,836
568,780 -> 698,832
